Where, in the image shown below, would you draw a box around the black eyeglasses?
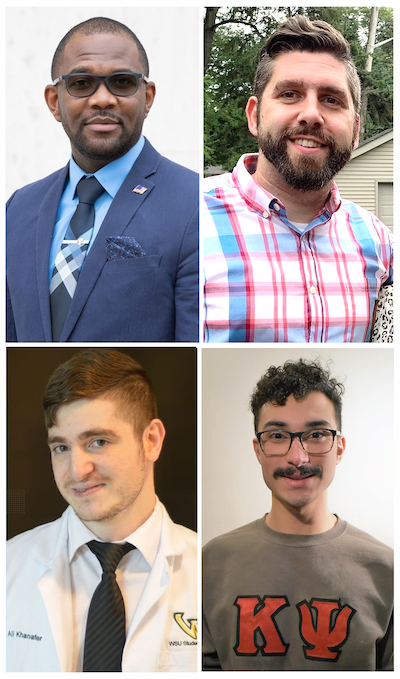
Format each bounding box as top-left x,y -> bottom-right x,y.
52,72 -> 148,98
255,428 -> 341,456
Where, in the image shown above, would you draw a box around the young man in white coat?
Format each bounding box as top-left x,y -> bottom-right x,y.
7,349 -> 197,672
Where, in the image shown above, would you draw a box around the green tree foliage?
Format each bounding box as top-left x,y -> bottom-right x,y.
205,6 -> 392,171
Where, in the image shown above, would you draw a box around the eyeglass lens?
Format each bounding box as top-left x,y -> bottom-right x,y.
259,429 -> 334,455
66,73 -> 140,97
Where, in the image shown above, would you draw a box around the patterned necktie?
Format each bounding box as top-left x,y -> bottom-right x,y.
50,176 -> 104,341
83,540 -> 135,672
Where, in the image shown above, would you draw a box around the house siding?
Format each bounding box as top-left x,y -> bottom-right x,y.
334,139 -> 393,215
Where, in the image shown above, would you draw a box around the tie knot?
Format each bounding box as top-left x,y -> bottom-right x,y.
87,541 -> 135,573
76,176 -> 104,205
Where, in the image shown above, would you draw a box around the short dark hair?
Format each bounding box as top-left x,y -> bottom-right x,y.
250,359 -> 345,432
51,16 -> 149,80
43,349 -> 157,437
253,15 -> 361,114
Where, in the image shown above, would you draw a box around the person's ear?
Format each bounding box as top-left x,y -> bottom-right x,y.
253,437 -> 263,464
144,81 -> 156,119
352,115 -> 360,150
143,419 -> 165,463
245,96 -> 259,137
336,435 -> 345,465
44,85 -> 62,123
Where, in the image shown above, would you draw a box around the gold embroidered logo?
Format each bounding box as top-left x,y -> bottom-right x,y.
173,613 -> 198,639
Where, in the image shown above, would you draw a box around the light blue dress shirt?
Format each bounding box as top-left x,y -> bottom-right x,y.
48,135 -> 145,284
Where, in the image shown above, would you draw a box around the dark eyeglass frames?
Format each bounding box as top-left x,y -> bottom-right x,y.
255,428 -> 341,456
52,72 -> 148,98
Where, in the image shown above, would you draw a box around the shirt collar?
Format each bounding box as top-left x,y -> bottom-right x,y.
68,134 -> 145,199
232,152 -> 341,220
67,495 -> 163,569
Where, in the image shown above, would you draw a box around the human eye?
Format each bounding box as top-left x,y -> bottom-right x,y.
51,444 -> 69,454
68,76 -> 94,92
304,429 -> 328,441
114,75 -> 133,86
322,94 -> 342,107
89,438 -> 109,449
280,91 -> 299,101
110,73 -> 137,92
264,430 -> 287,442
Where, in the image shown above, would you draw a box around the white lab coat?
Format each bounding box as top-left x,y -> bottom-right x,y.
7,503 -> 197,672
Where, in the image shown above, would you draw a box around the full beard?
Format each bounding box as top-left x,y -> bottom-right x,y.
257,126 -> 354,192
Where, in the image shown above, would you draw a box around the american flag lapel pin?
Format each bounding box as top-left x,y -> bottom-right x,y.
132,184 -> 148,194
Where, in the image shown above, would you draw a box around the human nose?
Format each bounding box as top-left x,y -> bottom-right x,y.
285,434 -> 310,466
69,447 -> 95,480
87,80 -> 118,107
296,92 -> 324,127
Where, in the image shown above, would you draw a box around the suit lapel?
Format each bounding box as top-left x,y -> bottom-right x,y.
59,141 -> 161,341
35,166 -> 69,341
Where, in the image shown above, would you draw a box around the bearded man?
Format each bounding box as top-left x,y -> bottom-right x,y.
7,16 -> 198,342
203,15 -> 392,343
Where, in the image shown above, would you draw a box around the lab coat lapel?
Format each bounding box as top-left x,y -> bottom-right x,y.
33,510 -> 74,672
58,163 -> 155,342
35,166 -> 69,341
125,505 -> 189,642
127,545 -> 171,641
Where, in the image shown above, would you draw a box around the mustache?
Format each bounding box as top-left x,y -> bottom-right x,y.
273,465 -> 323,479
281,126 -> 334,146
82,113 -> 123,125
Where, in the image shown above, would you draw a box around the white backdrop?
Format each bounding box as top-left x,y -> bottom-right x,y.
6,6 -> 200,198
202,346 -> 394,548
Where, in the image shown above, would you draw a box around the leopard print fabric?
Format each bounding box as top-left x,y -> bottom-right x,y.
370,284 -> 393,343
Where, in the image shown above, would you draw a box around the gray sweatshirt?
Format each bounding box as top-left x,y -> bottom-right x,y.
203,516 -> 393,671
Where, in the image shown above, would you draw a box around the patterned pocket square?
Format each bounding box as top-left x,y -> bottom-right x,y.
106,236 -> 147,260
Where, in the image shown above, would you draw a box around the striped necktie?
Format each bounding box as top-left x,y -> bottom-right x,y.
50,175 -> 104,341
83,540 -> 135,672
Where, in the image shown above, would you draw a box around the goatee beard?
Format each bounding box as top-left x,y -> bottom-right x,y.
257,127 -> 353,192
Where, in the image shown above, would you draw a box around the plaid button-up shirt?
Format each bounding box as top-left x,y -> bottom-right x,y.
204,154 -> 393,343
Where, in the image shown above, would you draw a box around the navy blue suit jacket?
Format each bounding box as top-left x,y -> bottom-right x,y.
6,139 -> 198,342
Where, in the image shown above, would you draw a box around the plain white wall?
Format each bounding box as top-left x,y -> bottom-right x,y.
202,346 -> 394,548
6,6 -> 200,198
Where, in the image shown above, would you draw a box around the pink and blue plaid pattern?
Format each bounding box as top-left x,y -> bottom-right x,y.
204,154 -> 393,343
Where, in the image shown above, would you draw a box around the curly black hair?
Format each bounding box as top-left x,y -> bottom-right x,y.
250,359 -> 345,433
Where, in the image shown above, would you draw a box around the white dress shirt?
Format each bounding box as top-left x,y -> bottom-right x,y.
67,499 -> 162,672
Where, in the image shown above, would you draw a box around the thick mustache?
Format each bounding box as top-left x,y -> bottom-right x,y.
284,127 -> 333,146
273,465 -> 322,479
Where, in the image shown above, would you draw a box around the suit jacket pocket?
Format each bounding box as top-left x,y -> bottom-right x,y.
104,255 -> 161,270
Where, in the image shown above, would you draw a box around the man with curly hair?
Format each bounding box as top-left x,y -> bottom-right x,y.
203,358 -> 393,671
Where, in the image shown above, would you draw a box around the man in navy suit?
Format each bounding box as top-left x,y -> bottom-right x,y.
6,16 -> 198,342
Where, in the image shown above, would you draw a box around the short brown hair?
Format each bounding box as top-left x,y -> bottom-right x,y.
43,349 -> 157,436
254,15 -> 361,114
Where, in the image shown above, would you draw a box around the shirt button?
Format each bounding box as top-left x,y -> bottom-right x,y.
310,285 -> 317,294
262,211 -> 269,218
273,202 -> 280,211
